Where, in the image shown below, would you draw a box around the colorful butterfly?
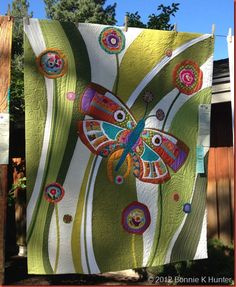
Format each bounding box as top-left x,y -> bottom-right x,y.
78,83 -> 189,184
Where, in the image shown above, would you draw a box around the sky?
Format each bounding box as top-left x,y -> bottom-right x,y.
1,0 -> 234,60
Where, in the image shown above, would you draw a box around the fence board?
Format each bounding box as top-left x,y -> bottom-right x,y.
215,148 -> 231,243
207,148 -> 218,239
207,147 -> 234,245
228,147 -> 234,242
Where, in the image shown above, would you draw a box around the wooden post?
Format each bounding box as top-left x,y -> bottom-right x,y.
0,16 -> 13,285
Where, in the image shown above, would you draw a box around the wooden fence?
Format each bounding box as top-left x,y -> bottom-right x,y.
207,147 -> 234,245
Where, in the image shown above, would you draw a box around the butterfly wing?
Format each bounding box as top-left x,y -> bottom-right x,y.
132,148 -> 171,184
78,82 -> 139,158
79,82 -> 136,129
141,128 -> 189,172
131,128 -> 189,183
78,120 -> 126,156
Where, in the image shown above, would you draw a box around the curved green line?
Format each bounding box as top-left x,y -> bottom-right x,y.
113,54 -> 120,96
42,204 -> 54,274
131,234 -> 137,268
162,91 -> 181,131
54,204 -> 60,274
148,184 -> 163,266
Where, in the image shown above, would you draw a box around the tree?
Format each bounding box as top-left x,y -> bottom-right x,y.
44,0 -> 117,24
127,3 -> 180,30
126,11 -> 146,29
147,3 -> 180,30
10,0 -> 32,122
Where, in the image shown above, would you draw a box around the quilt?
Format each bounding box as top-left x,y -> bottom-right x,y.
24,19 -> 214,274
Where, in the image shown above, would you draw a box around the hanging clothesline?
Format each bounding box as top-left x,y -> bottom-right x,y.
4,15 -> 233,39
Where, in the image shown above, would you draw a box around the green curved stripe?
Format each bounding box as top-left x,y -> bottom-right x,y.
27,20 -> 77,274
149,185 -> 163,266
148,88 -> 212,266
117,30 -> 202,103
24,35 -> 47,203
57,22 -> 91,181
71,154 -> 94,273
58,21 -> 92,273
42,204 -> 54,273
92,157 -> 143,272
170,167 -> 208,262
113,53 -> 120,96
54,204 -> 60,273
27,80 -> 57,273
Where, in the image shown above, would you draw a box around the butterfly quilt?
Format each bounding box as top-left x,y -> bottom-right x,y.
25,20 -> 214,274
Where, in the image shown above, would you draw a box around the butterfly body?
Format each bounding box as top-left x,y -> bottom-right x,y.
78,83 -> 189,184
115,118 -> 145,171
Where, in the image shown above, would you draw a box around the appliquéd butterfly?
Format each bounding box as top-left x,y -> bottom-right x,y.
78,83 -> 189,184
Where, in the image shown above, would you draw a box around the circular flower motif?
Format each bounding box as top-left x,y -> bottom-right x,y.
99,27 -> 125,54
44,182 -> 64,203
115,175 -> 124,185
36,48 -> 67,78
63,214 -> 73,224
173,60 -> 203,95
156,109 -> 165,121
66,92 -> 76,101
143,91 -> 154,103
183,203 -> 191,213
173,193 -> 180,202
165,48 -> 173,57
122,201 -> 151,234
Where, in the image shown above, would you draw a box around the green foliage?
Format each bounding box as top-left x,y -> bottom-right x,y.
44,0 -> 117,24
126,3 -> 180,30
10,53 -> 25,122
147,3 -> 180,30
10,0 -> 32,122
126,12 -> 146,28
8,177 -> 27,206
11,0 -> 31,55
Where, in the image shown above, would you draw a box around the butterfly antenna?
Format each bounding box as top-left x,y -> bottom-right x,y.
143,102 -> 149,118
143,102 -> 158,122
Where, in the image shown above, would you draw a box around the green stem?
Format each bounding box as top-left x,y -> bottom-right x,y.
131,234 -> 137,268
83,156 -> 97,274
54,204 -> 60,274
162,91 -> 181,131
114,54 -> 120,96
150,184 -> 163,265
